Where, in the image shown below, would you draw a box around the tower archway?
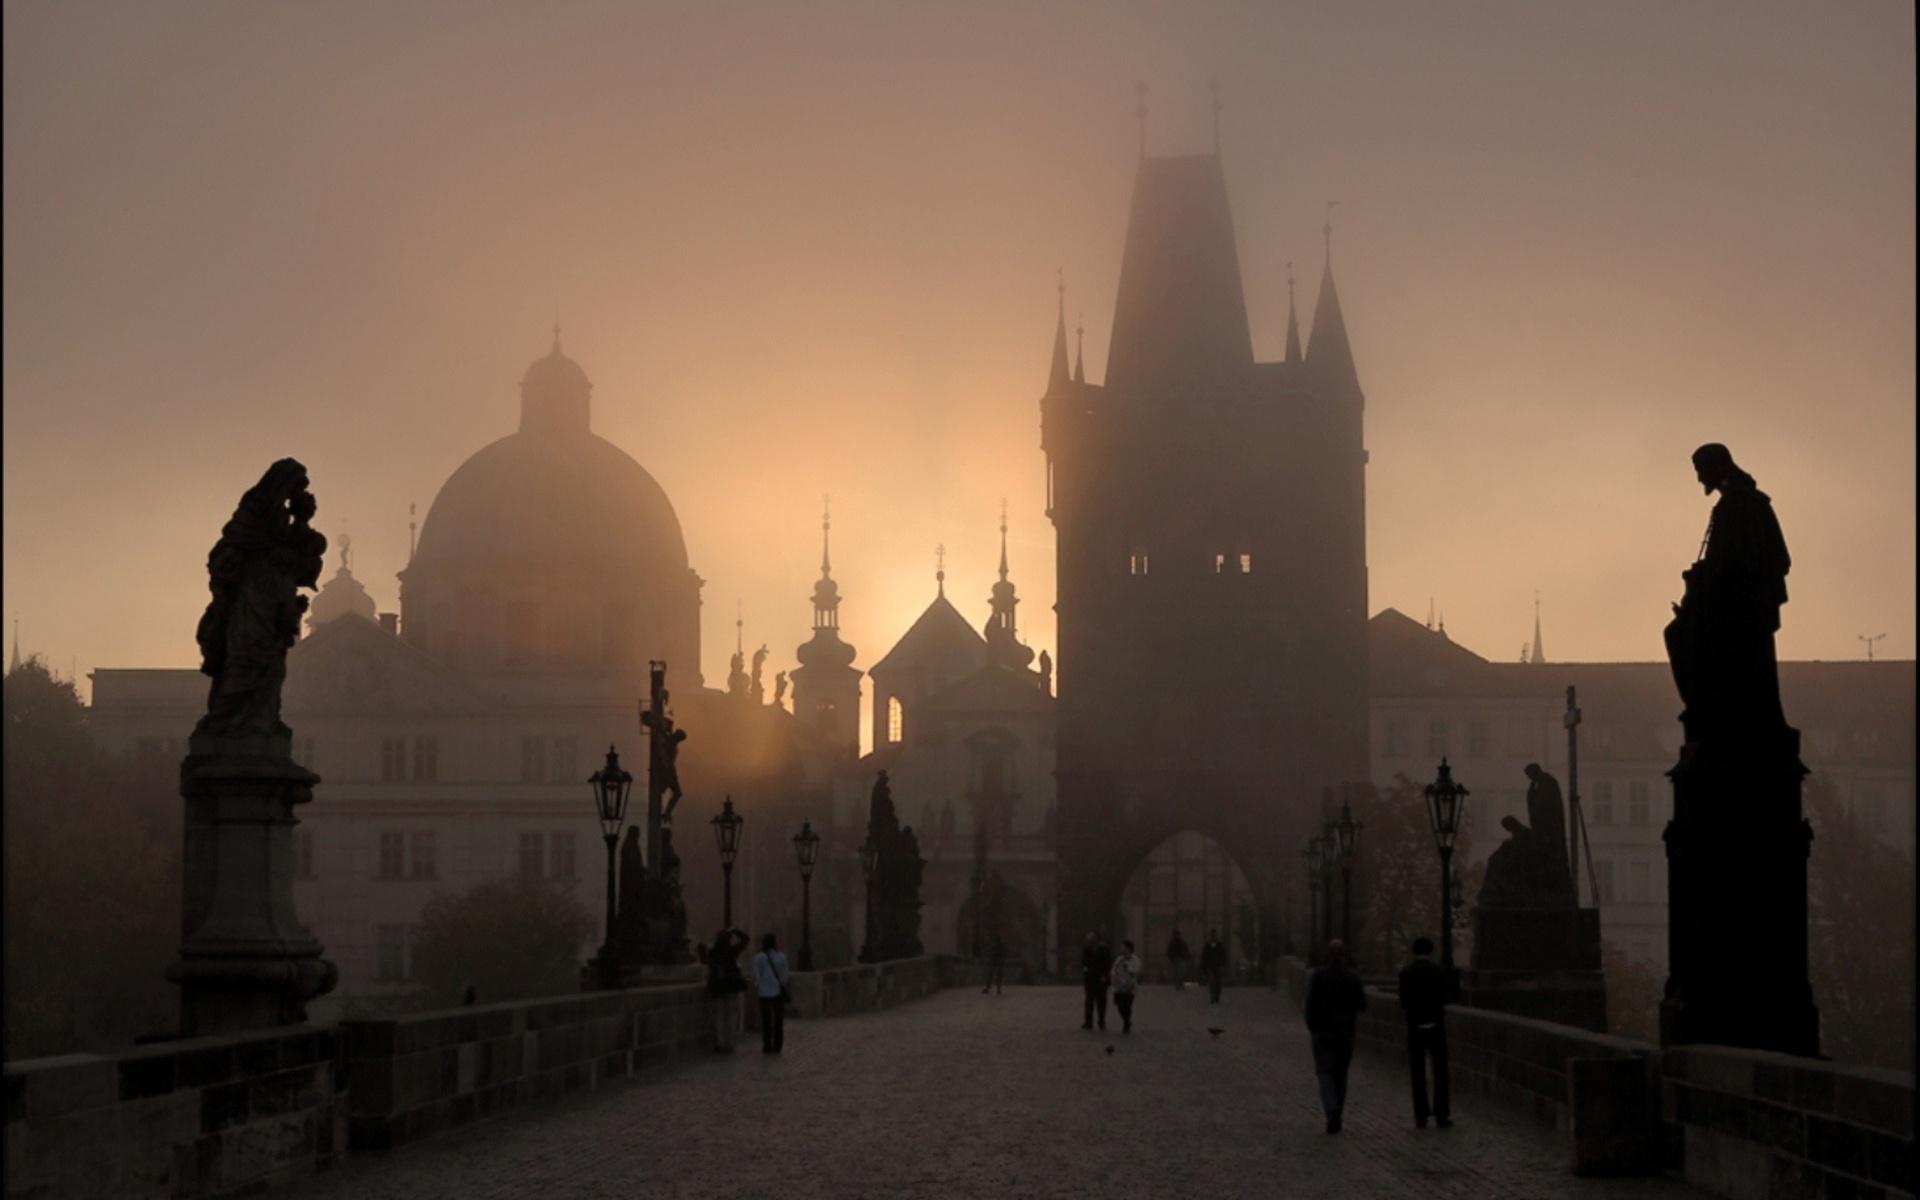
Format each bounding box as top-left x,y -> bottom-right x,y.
1116,831 -> 1259,982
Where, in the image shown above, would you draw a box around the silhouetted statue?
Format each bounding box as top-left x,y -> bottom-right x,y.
773,670 -> 788,708
1038,648 -> 1053,694
193,459 -> 326,742
1664,442 -> 1792,743
642,697 -> 687,822
617,826 -> 647,960
727,648 -> 749,697
859,771 -> 926,961
1478,764 -> 1574,908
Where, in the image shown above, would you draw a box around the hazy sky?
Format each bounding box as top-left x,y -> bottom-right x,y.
5,1 -> 1914,700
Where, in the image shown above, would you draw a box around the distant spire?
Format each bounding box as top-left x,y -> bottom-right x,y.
820,495 -> 832,577
9,619 -> 19,673
1284,261 -> 1302,364
1136,82 -> 1150,159
936,544 -> 946,598
338,532 -> 353,575
1048,273 -> 1071,394
552,323 -> 562,354
736,601 -> 744,656
407,503 -> 417,564
1426,597 -> 1434,631
1209,80 -> 1222,154
998,499 -> 1010,582
1531,594 -> 1545,665
1073,315 -> 1086,384
1307,204 -> 1361,397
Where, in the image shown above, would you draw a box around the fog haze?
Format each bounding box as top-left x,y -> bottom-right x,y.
5,0 -> 1914,697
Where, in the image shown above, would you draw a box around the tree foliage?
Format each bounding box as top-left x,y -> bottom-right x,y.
408,875 -> 595,1008
1601,939 -> 1663,1043
1341,776 -> 1482,978
1806,774 -> 1915,1071
3,657 -> 180,1059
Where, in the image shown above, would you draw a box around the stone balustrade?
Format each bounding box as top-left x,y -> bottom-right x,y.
746,955 -> 956,1027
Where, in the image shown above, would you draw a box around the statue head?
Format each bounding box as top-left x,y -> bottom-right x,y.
1691,443 -> 1755,494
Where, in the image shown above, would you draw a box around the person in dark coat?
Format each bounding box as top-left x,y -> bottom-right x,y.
982,933 -> 1007,995
1166,928 -> 1193,990
1304,939 -> 1367,1133
1081,928 -> 1113,1030
1397,936 -> 1454,1127
1199,929 -> 1227,1003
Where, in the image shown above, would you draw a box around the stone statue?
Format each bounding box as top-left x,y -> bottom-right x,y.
1478,764 -> 1574,908
1038,649 -> 1053,694
773,670 -> 788,708
750,645 -> 768,704
1664,443 -> 1792,743
727,648 -> 749,697
616,826 -> 647,959
642,699 -> 687,822
193,458 -> 326,743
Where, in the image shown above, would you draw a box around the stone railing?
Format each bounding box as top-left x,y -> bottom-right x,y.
1281,958 -> 1917,1192
1663,1044 -> 1913,1200
4,1026 -> 348,1200
340,983 -> 712,1152
746,955 -> 955,1028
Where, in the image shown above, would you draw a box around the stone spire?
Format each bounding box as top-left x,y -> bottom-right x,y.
985,502 -> 1034,672
1284,261 -> 1302,365
1531,595 -> 1546,665
792,496 -> 861,756
1307,205 -> 1361,398
1073,316 -> 1086,385
1047,274 -> 1072,395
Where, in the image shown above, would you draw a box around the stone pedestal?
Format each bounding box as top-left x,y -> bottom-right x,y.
1467,906 -> 1607,1032
167,734 -> 336,1036
1660,729 -> 1819,1056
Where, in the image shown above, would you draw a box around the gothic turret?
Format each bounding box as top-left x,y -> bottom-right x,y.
791,501 -> 862,757
984,506 -> 1035,673
1306,236 -> 1361,399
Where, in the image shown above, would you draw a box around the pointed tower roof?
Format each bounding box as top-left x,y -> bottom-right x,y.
1046,277 -> 1072,395
985,503 -> 1035,672
1284,262 -> 1303,365
1307,221 -> 1362,397
1105,154 -> 1254,397
798,498 -> 856,671
1073,317 -> 1086,385
1531,596 -> 1546,665
869,593 -> 988,679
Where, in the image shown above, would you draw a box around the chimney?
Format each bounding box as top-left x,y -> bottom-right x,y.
379,613 -> 399,637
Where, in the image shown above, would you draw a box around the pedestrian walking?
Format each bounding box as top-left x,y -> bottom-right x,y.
1081,928 -> 1113,1030
1110,939 -> 1143,1033
1304,938 -> 1367,1133
1199,929 -> 1227,1003
982,932 -> 1006,994
1397,936 -> 1454,1128
752,932 -> 791,1055
1166,928 -> 1192,990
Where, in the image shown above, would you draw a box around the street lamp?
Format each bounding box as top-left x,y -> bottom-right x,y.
1303,835 -> 1326,964
711,797 -> 744,929
1423,758 -> 1468,973
857,838 -> 880,963
792,819 -> 820,971
588,746 -> 634,990
1335,799 -> 1362,958
1318,826 -> 1337,957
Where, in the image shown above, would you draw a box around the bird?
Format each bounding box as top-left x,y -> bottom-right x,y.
1207,1027 -> 1224,1038
1104,1044 -> 1116,1055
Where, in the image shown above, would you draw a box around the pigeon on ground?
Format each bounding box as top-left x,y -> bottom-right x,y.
1207,1027 -> 1224,1038
1104,1044 -> 1116,1055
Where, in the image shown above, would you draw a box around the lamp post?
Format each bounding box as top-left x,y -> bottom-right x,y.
1303,836 -> 1326,963
588,746 -> 634,990
1423,758 -> 1468,973
1318,826 -> 1337,955
792,819 -> 820,971
857,839 -> 880,963
1335,799 -> 1362,957
711,797 -> 743,929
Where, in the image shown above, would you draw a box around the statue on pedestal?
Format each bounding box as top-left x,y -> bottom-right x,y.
171,459 -> 337,1034
1661,443 -> 1818,1056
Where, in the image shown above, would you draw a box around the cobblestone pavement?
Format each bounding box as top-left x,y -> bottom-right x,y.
286,985 -> 1704,1200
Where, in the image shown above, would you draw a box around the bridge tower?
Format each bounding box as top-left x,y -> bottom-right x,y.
1042,151 -> 1371,963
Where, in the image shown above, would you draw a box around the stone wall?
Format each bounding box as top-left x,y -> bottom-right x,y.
341,984 -> 712,1152
1663,1045 -> 1913,1200
4,1026 -> 348,1200
746,955 -> 952,1028
1281,958 -> 1917,1191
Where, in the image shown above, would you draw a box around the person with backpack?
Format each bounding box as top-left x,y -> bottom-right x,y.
752,931 -> 791,1054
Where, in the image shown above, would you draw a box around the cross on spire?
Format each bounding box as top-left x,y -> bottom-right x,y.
820,494 -> 832,577
1324,200 -> 1339,265
999,500 -> 1010,582
936,544 -> 946,597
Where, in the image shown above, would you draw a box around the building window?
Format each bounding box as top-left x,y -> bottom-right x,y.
378,831 -> 405,879
381,738 -> 407,782
1129,551 -> 1149,576
294,737 -> 316,770
1239,553 -> 1252,574
519,833 -> 545,879
1383,719 -> 1408,759
412,737 -> 438,782
1629,860 -> 1651,903
1425,719 -> 1449,759
1627,782 -> 1650,826
409,831 -> 437,880
1593,858 -> 1615,904
551,738 -> 577,784
1466,721 -> 1490,758
1590,782 -> 1614,825
521,737 -> 547,783
550,832 -> 577,880
887,696 -> 904,744
376,925 -> 413,981
294,830 -> 315,880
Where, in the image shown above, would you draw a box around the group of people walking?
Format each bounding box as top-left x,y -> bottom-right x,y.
1078,926 -> 1231,1033
1305,936 -> 1454,1134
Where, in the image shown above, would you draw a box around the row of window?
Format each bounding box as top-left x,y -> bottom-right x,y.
289,829 -> 583,881
1383,718 -> 1534,759
160,735 -> 585,783
1123,552 -> 1257,577
1591,857 -> 1659,905
520,737 -> 579,783
1587,781 -> 1654,826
